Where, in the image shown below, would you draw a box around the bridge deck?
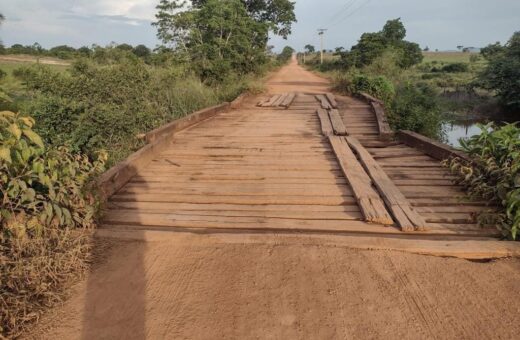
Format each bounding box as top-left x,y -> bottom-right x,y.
103,90 -> 498,238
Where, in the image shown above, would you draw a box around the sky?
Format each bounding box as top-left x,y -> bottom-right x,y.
0,0 -> 519,51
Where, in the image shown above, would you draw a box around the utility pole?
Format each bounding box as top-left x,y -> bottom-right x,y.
318,29 -> 327,64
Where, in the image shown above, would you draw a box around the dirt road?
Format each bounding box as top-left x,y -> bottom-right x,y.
27,58 -> 520,340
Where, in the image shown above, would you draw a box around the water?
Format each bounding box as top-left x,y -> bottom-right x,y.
443,121 -> 484,148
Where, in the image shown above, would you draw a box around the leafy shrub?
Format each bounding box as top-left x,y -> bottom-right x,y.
19,59 -> 248,165
333,73 -> 395,105
389,82 -> 443,139
445,123 -> 520,239
441,62 -> 469,73
353,74 -> 395,104
1,111 -> 106,337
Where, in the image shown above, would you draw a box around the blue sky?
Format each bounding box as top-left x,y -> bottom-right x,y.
1,0 -> 519,51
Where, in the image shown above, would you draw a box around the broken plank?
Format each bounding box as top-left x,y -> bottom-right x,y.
317,109 -> 334,136
272,93 -> 288,107
316,94 -> 332,109
346,136 -> 427,232
325,93 -> 338,108
280,92 -> 296,108
262,94 -> 281,107
328,109 -> 348,136
328,136 -> 393,225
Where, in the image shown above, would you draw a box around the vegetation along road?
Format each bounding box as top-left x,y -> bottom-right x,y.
24,59 -> 520,339
1,1 -> 519,339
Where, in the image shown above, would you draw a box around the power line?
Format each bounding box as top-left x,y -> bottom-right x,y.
325,0 -> 358,27
329,0 -> 373,29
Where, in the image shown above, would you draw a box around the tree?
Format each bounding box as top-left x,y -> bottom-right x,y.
423,46 -> 430,52
191,0 -> 296,38
77,46 -> 92,57
154,0 -> 269,80
304,44 -> 315,53
457,45 -> 464,51
132,44 -> 151,58
479,32 -> 520,109
381,18 -> 406,43
277,45 -> 294,63
348,18 -> 422,68
116,43 -> 133,51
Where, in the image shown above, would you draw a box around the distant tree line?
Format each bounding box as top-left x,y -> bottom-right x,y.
0,42 -> 153,60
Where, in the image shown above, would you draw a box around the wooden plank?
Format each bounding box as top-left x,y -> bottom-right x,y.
328,136 -> 393,225
262,94 -> 281,107
325,93 -> 338,108
315,94 -> 332,109
111,193 -> 357,205
371,102 -> 393,141
328,109 -> 348,136
397,130 -> 471,162
346,136 -> 427,232
316,109 -> 334,136
280,92 -> 296,108
272,93 -> 288,107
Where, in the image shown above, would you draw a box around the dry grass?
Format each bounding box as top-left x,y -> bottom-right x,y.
0,228 -> 93,338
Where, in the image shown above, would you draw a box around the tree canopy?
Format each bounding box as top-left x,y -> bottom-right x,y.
346,18 -> 423,69
191,0 -> 296,38
154,0 -> 271,81
479,32 -> 520,109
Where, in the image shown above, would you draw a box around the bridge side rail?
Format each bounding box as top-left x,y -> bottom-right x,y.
97,101 -> 236,201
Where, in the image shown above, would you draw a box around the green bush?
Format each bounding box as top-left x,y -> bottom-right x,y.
352,74 -> 395,104
389,82 -> 443,139
333,73 -> 395,105
1,111 -> 106,337
441,62 -> 469,73
445,123 -> 520,239
19,59 -> 248,165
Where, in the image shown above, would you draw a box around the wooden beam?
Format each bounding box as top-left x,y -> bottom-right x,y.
358,92 -> 384,105
315,94 -> 332,109
328,109 -> 348,136
397,130 -> 471,162
346,136 -> 427,232
145,103 -> 230,143
328,136 -> 394,225
325,93 -> 338,108
316,109 -> 333,136
371,102 -> 393,141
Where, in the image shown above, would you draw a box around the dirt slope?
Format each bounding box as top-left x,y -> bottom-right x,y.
26,57 -> 520,340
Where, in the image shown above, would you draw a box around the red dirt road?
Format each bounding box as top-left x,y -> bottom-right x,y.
26,58 -> 520,340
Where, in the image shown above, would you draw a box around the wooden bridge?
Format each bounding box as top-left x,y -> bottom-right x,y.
99,60 -> 499,240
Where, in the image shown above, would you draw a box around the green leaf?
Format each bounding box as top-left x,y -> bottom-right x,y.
8,124 -> 22,139
22,129 -> 45,148
0,146 -> 11,163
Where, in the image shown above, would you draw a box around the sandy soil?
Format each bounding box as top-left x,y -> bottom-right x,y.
25,57 -> 520,340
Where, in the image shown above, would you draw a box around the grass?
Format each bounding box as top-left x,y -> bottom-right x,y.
423,51 -> 479,63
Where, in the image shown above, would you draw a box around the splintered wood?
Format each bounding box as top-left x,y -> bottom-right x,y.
329,136 -> 394,225
257,92 -> 296,108
346,136 -> 427,231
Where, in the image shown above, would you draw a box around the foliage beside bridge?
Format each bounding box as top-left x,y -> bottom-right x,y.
446,123 -> 520,239
0,111 -> 106,337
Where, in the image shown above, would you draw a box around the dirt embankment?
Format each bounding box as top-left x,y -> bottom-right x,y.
0,54 -> 71,66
